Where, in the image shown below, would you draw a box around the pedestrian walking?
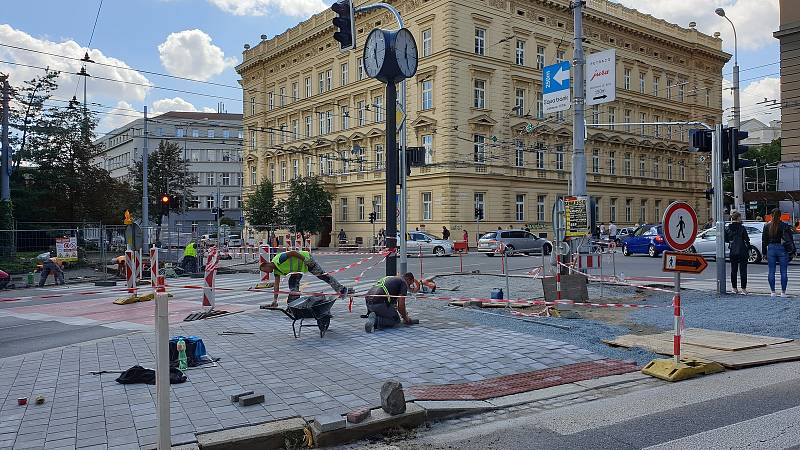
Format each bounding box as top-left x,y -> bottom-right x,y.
762,208 -> 797,297
609,221 -> 618,241
441,226 -> 450,240
462,229 -> 469,250
725,211 -> 750,294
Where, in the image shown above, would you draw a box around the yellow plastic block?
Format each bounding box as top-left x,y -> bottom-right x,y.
641,358 -> 724,382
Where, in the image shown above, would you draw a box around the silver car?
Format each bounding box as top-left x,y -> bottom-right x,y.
478,229 -> 553,256
691,221 -> 764,264
404,231 -> 454,256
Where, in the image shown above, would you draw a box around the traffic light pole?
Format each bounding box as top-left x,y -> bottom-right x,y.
399,81 -> 408,276
142,106 -> 150,245
712,124 -> 726,294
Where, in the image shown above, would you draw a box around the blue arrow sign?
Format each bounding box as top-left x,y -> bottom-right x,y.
543,61 -> 571,94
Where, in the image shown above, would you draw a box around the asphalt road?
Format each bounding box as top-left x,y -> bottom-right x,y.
1,250 -> 797,358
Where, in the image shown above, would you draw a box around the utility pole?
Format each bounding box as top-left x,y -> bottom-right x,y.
385,81 -> 398,276
1,75 -> 10,201
142,106 -> 150,246
571,0 -> 587,198
712,124 -> 726,294
399,85 -> 408,275
716,8 -> 744,216
216,183 -> 222,245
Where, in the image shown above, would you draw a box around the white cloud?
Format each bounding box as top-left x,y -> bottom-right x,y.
157,29 -> 237,81
610,0 -> 779,52
98,100 -> 138,133
208,0 -> 328,17
722,76 -> 781,124
0,24 -> 151,103
151,96 -> 215,114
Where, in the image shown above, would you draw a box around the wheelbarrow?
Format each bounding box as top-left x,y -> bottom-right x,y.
280,295 -> 336,338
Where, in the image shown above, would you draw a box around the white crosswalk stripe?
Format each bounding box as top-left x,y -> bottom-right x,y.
682,271 -> 800,294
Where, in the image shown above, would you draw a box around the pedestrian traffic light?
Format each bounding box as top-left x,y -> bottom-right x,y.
688,129 -> 712,153
369,211 -> 376,224
726,127 -> 751,172
160,195 -> 170,216
331,0 -> 356,51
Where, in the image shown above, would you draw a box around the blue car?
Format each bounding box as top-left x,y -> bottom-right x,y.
621,224 -> 671,257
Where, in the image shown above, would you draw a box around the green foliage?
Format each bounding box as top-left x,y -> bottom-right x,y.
279,177 -> 333,234
0,200 -> 13,229
243,178 -> 279,230
129,140 -> 197,225
744,138 -> 780,165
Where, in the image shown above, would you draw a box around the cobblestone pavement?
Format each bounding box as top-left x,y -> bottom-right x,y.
0,276 -> 620,450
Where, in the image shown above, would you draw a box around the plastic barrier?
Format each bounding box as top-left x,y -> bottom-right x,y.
202,247 -> 219,310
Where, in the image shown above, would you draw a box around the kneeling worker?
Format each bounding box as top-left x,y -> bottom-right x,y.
364,273 -> 419,333
260,249 -> 350,307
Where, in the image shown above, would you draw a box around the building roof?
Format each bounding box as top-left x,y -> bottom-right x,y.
154,111 -> 243,121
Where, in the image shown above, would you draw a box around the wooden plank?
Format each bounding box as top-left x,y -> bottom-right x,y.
707,342 -> 800,369
681,328 -> 792,351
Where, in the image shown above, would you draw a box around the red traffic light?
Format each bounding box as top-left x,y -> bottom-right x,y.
161,195 -> 170,204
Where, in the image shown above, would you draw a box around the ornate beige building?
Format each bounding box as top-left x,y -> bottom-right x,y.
236,0 -> 729,247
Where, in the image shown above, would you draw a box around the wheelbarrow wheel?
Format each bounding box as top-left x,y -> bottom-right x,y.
317,316 -> 331,338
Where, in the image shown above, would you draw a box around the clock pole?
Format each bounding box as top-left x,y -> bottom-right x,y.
385,80 -> 399,276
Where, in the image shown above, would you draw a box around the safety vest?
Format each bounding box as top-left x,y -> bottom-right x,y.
271,251 -> 311,276
184,242 -> 197,257
376,276 -> 392,297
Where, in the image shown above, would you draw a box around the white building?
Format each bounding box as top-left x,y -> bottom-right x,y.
730,118 -> 782,146
92,111 -> 245,230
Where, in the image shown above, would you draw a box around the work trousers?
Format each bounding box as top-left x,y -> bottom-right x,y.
39,261 -> 64,287
729,254 -> 748,290
366,300 -> 401,329
287,255 -> 346,301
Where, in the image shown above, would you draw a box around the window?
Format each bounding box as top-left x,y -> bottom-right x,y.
537,195 -> 546,221
250,97 -> 255,115
280,123 -> 287,143
326,111 -> 333,133
608,107 -> 616,130
270,163 -> 275,182
667,158 -> 673,180
625,199 -> 632,222
176,128 -> 185,138
373,195 -> 382,220
305,77 -> 312,98
238,130 -> 243,139
326,154 -> 334,174
318,113 -> 325,135
279,87 -> 286,107
206,173 -> 215,186
624,152 -> 631,176
474,193 -> 485,220
192,129 -> 199,138
474,28 -> 486,55
268,92 -> 274,111
422,28 -> 432,57
206,196 -> 215,209
535,143 -> 545,169
221,172 -> 230,186
156,127 -> 163,136
555,145 -> 564,171
666,78 -> 673,99
292,120 -> 299,140
340,197 -> 348,222
222,196 -> 231,209
653,157 -> 660,178
592,149 -> 600,173
318,72 -> 325,94
514,88 -> 525,117
305,116 -> 312,137
269,130 -> 274,146
325,69 -> 332,91
639,72 -> 646,93
306,157 -> 313,177
680,161 -> 686,181
654,200 -> 661,222
293,159 -> 300,179
357,101 -> 366,126
189,197 -> 199,209
536,92 -> 543,119
375,144 -> 384,169
237,172 -> 243,186
474,79 -> 486,108
593,196 -> 601,223
250,166 -> 257,185
608,151 -> 616,175
706,88 -> 711,107
421,80 -> 433,110
280,161 -> 287,182
422,134 -> 433,164
374,96 -> 383,122
357,197 -> 365,221
536,45 -> 545,70
639,156 -> 646,177
422,192 -> 432,220
515,194 -> 525,221
250,130 -> 256,149
653,76 -> 660,96
341,106 -> 350,129
341,63 -> 349,86
610,198 -> 617,222
223,129 -> 230,139
515,40 -> 525,65
624,68 -> 631,90
678,80 -> 685,101
640,200 -> 647,223
357,58 -> 364,80
592,105 -> 599,124
640,112 -> 647,136
473,134 -> 485,164
557,50 -> 565,62
514,140 -> 524,167
653,115 -> 660,137
624,109 -> 631,132
292,82 -> 298,101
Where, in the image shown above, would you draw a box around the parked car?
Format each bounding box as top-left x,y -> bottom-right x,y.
690,221 -> 764,264
201,233 -> 218,246
403,231 -> 454,257
226,234 -> 243,247
621,224 -> 670,257
616,227 -> 637,242
477,229 -> 552,256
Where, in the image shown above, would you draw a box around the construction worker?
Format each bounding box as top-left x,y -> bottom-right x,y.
363,273 -> 419,333
181,240 -> 199,273
260,249 -> 351,307
39,254 -> 65,287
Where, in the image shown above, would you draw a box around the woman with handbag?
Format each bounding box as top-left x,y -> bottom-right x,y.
762,208 -> 797,297
724,211 -> 750,294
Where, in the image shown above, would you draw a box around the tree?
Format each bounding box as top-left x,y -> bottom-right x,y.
130,140 -> 197,225
279,176 -> 333,234
243,178 -> 279,230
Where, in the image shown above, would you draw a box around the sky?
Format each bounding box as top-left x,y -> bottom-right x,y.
0,0 -> 782,136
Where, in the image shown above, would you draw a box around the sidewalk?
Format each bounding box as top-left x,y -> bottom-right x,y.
0,294 -> 627,449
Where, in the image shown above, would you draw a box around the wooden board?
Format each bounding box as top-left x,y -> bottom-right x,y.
681,328 -> 792,351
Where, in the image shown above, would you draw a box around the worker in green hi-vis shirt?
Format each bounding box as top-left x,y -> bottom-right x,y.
259,250 -> 352,307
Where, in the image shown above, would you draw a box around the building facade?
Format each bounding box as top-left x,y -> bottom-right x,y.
775,0 -> 800,217
237,0 -> 728,246
93,111 -> 245,230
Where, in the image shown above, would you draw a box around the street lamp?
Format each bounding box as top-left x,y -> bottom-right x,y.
716,7 -> 744,215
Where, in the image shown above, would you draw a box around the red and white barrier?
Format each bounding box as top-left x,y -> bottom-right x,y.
125,250 -> 135,294
258,246 -> 271,286
150,246 -> 165,293
203,247 -> 219,310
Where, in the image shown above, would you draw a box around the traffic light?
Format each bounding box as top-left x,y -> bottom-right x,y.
160,195 -> 170,216
369,211 -> 376,224
331,0 -> 356,51
688,129 -> 712,153
726,127 -> 751,172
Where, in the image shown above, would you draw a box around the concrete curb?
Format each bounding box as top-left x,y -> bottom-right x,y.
195,417 -> 306,450
309,403 -> 426,448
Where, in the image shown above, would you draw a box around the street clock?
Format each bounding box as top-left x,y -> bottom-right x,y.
363,27 -> 418,83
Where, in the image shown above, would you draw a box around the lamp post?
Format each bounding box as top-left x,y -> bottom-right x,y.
716,7 -> 744,216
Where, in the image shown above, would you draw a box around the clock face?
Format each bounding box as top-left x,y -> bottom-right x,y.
394,28 -> 418,79
363,29 -> 386,79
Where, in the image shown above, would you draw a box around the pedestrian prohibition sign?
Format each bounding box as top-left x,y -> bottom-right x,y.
662,201 -> 698,251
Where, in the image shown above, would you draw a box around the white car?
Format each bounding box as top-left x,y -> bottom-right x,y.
401,231 -> 454,256
226,234 -> 243,247
691,221 -> 764,264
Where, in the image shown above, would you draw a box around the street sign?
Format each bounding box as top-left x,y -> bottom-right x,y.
585,49 -> 616,106
396,101 -> 405,129
662,201 -> 698,251
564,196 -> 590,238
125,223 -> 143,250
663,251 -> 708,274
542,61 -> 571,114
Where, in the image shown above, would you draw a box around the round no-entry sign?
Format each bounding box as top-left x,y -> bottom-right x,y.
662,201 -> 698,251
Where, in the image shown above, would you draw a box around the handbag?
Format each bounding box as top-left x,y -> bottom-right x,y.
783,227 -> 797,256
